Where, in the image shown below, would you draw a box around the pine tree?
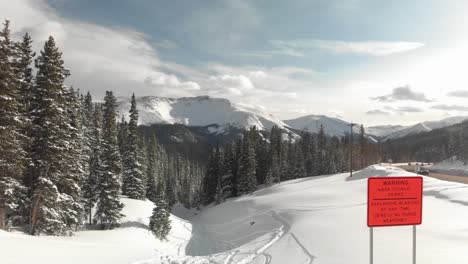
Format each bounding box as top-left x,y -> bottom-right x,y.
0,20 -> 27,230
215,149 -> 233,203
13,32 -> 35,114
237,130 -> 257,194
94,91 -> 124,229
317,124 -> 328,175
146,135 -> 159,203
59,87 -> 85,232
149,183 -> 171,240
293,145 -> 306,179
82,105 -> 102,225
202,148 -> 220,204
29,36 -> 79,235
122,94 -> 145,199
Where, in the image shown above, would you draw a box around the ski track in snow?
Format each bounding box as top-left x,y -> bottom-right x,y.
140,209 -> 317,264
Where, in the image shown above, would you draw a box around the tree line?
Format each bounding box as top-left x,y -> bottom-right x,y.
202,124 -> 381,204
0,20 -> 204,239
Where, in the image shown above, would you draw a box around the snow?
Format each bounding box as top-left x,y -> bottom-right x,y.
367,125 -> 407,137
429,157 -> 468,175
117,96 -> 289,132
284,114 -> 377,142
5,166 -> 468,263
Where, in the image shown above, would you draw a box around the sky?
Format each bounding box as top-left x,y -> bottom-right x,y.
2,0 -> 468,126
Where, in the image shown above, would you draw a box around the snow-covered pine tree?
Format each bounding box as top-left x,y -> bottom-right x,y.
146,135 -> 159,203
293,145 -> 306,179
219,144 -> 234,200
202,148 -> 219,204
117,116 -> 128,157
94,91 -> 124,229
237,130 -> 257,195
164,157 -> 177,207
58,87 -> 85,232
0,20 -> 27,230
269,147 -> 280,185
317,124 -> 328,175
13,33 -> 35,192
122,94 -> 145,200
82,104 -> 102,225
214,149 -> 226,204
149,182 -> 171,240
29,36 -> 75,235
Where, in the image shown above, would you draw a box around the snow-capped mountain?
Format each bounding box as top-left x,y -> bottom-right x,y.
117,96 -> 289,133
284,115 -> 361,137
376,116 -> 468,141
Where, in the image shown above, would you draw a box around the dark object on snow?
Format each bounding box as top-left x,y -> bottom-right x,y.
418,169 -> 429,176
250,221 -> 255,226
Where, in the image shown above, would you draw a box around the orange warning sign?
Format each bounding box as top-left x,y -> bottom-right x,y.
367,176 -> 423,227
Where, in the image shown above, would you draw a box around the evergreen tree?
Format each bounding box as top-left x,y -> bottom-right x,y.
94,91 -> 124,229
13,32 -> 35,114
215,149 -> 233,203
59,87 -> 85,232
146,135 -> 159,203
237,130 -> 257,194
82,105 -> 102,225
293,145 -> 306,179
0,20 -> 27,230
29,36 -> 79,235
202,147 -> 220,204
122,94 -> 145,199
148,183 -> 171,240
269,147 -> 280,184
317,125 -> 328,174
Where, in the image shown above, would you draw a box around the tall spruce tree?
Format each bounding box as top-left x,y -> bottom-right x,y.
29,36 -> 76,235
82,104 -> 102,225
149,183 -> 171,240
237,130 -> 257,195
146,135 -> 159,203
0,20 -> 27,230
122,94 -> 145,199
94,91 -> 124,229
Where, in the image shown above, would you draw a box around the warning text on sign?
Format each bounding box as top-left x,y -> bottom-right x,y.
367,176 -> 423,227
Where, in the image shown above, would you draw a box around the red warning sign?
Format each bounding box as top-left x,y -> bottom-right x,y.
367,176 -> 423,227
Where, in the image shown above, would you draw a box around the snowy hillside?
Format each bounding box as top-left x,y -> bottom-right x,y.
6,166 -> 468,263
284,115 -> 377,142
367,125 -> 406,138
284,115 -> 357,137
117,96 -> 289,133
382,116 -> 467,141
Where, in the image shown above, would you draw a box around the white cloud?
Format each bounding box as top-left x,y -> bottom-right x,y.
447,90 -> 468,98
271,39 -> 424,57
372,85 -> 431,102
2,0 -> 200,98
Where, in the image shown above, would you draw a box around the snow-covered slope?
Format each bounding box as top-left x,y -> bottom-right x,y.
367,125 -> 407,138
283,115 -> 358,137
5,166 -> 468,263
383,116 -> 468,141
283,115 -> 378,142
117,96 -> 289,133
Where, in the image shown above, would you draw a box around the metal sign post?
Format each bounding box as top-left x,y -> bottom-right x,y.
413,225 -> 416,264
370,227 -> 373,264
367,176 -> 423,264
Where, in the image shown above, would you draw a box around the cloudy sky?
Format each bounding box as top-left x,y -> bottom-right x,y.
3,0 -> 468,126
